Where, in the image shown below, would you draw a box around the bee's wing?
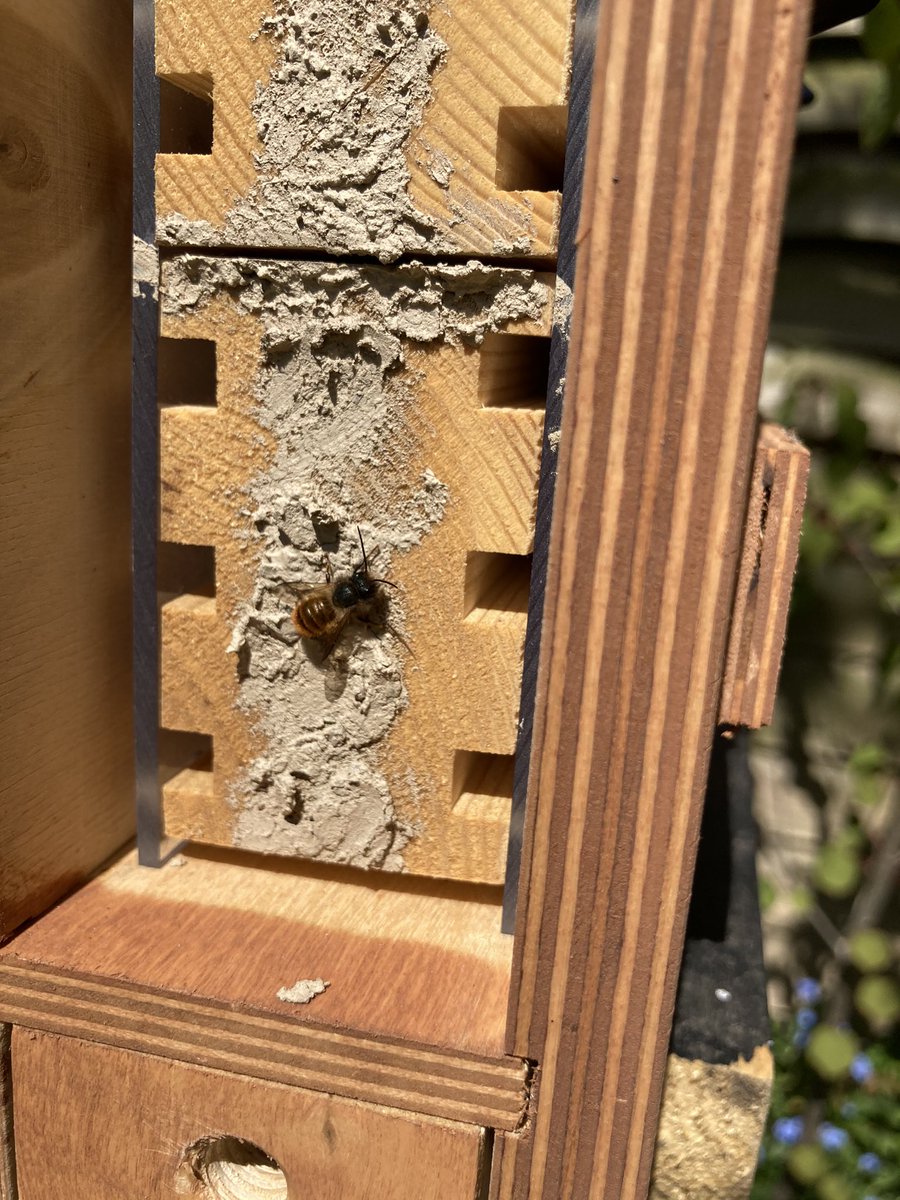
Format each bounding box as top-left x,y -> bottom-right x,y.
290,584 -> 319,632
318,612 -> 352,661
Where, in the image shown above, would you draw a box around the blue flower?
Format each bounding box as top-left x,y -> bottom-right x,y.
793,1029 -> 810,1049
850,1053 -> 874,1084
794,977 -> 821,1005
817,1122 -> 849,1152
796,1006 -> 818,1031
857,1152 -> 880,1174
773,1116 -> 804,1145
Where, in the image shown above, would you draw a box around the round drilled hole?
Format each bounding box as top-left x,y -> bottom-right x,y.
179,1135 -> 287,1199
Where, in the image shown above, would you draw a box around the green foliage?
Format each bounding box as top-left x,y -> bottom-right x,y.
788,1144 -> 829,1185
806,1027 -> 859,1081
855,976 -> 900,1031
861,0 -> 900,150
756,19 -> 900,1193
753,996 -> 900,1200
848,930 -> 893,973
753,378 -> 899,1197
812,843 -> 861,898
816,1175 -> 854,1200
850,745 -> 889,808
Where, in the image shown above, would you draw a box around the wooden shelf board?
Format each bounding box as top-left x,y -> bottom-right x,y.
0,847 -> 525,1128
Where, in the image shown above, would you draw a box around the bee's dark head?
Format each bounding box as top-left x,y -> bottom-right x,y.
350,568 -> 376,600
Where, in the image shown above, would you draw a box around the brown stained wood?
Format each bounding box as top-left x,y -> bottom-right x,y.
155,0 -> 574,257
158,264 -> 554,885
0,848 -> 528,1128
491,1050 -> 773,1200
719,424 -> 810,729
504,1 -> 811,1199
13,1031 -> 490,1199
0,0 -> 134,938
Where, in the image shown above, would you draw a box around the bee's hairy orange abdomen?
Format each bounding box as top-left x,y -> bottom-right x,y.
291,591 -> 337,639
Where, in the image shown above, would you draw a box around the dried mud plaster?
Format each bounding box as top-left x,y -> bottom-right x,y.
158,0 -> 456,261
163,255 -> 546,870
276,978 -> 330,1005
132,235 -> 158,299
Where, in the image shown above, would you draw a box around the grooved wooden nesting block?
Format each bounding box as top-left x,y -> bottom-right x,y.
158,255 -> 555,884
155,0 -> 575,258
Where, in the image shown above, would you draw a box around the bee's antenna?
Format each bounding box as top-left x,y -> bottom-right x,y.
357,525 -> 369,573
371,578 -> 398,589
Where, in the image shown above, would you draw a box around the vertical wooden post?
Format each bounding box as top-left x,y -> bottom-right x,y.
505,0 -> 811,1197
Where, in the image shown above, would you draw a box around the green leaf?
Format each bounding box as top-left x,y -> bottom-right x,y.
791,884 -> 814,915
835,823 -> 866,852
759,875 -> 776,912
833,384 -> 869,460
863,0 -> 900,65
813,844 -> 861,898
829,473 -> 892,524
806,1025 -> 859,1080
787,1144 -> 829,1186
884,574 -> 900,611
815,1174 -> 854,1200
855,974 -> 900,1030
850,743 -> 888,774
871,512 -> 900,557
855,773 -> 886,807
800,515 -> 839,569
849,929 -> 894,972
860,60 -> 900,151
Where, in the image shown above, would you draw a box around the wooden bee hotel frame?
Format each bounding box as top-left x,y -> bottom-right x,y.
0,0 -> 812,1197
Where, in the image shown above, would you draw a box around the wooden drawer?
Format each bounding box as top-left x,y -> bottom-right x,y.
12,1030 -> 489,1199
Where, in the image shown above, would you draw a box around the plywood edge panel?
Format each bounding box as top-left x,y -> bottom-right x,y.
0,962 -> 526,1130
719,423 -> 810,728
502,0 -> 812,1197
0,1026 -> 14,1200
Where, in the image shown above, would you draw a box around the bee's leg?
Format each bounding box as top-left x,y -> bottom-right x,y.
322,550 -> 334,583
359,614 -> 414,658
386,620 -> 414,657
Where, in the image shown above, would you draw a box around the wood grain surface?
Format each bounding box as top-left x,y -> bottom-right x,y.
0,848 -> 527,1128
719,423 -> 810,729
12,1031 -> 491,1199
492,1048 -> 773,1200
503,1 -> 811,1198
157,264 -> 554,885
0,0 -> 134,937
155,0 -> 574,256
